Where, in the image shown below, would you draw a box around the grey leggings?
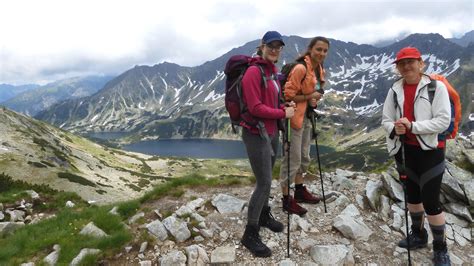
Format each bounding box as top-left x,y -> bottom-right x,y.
242,128 -> 279,226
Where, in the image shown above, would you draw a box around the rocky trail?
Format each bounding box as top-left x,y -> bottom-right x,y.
99,166 -> 472,265
2,146 -> 472,265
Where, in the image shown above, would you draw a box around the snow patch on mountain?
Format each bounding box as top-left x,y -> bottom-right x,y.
204,91 -> 223,102
91,114 -> 99,122
353,99 -> 381,115
159,76 -> 168,90
208,72 -> 222,87
145,76 -> 155,95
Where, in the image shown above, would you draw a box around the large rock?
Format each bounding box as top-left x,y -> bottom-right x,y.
365,180 -> 383,211
211,246 -> 235,264
445,139 -> 466,163
185,244 -> 209,265
332,175 -> 355,191
79,222 -> 108,238
162,215 -> 191,242
146,220 -> 168,241
211,194 -> 246,214
381,172 -> 404,202
333,214 -> 372,241
441,167 -> 467,202
451,224 -> 470,247
340,204 -> 360,217
462,180 -> 474,206
444,203 -> 473,222
445,213 -> 468,227
160,250 -> 187,266
310,245 -> 354,265
445,161 -> 473,183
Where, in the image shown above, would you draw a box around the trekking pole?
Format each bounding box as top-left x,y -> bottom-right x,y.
286,118 -> 291,258
399,135 -> 412,266
310,112 -> 327,213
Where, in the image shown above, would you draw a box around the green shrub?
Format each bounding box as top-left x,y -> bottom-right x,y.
57,172 -> 97,187
116,200 -> 140,219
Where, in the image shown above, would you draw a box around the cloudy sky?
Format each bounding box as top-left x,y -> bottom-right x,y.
0,0 -> 472,85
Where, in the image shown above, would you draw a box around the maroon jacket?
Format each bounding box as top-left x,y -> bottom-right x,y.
241,57 -> 285,136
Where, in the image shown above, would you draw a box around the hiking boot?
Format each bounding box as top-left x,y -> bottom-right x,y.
282,195 -> 307,216
397,227 -> 428,250
432,241 -> 451,266
294,185 -> 321,204
259,206 -> 284,232
241,224 -> 271,257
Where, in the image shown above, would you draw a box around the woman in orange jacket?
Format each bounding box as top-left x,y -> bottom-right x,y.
279,36 -> 329,216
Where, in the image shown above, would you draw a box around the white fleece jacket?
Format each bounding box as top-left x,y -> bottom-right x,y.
381,75 -> 451,156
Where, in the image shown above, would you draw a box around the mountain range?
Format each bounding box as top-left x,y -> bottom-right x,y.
0,84 -> 39,103
449,30 -> 474,47
1,76 -> 113,116
371,30 -> 474,48
33,32 -> 473,144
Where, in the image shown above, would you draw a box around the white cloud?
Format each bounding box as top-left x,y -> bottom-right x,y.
0,0 -> 472,84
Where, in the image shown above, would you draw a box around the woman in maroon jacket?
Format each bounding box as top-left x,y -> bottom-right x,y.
240,31 -> 295,258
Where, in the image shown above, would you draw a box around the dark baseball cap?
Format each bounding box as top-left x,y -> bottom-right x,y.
262,31 -> 285,46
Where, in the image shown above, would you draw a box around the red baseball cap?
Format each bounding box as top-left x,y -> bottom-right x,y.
393,47 -> 422,64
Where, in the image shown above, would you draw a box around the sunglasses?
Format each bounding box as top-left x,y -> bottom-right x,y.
265,44 -> 284,52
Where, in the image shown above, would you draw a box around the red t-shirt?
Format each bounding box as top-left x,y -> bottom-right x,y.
403,83 -> 419,146
402,82 -> 445,148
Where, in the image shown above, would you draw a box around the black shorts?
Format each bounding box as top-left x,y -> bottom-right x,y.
395,144 -> 445,215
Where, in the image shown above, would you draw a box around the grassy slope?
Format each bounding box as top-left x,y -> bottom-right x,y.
0,172 -> 250,265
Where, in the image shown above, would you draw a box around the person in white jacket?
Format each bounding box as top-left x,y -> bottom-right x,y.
381,47 -> 451,266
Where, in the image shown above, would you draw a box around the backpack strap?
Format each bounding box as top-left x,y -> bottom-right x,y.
256,64 -> 268,89
427,78 -> 437,104
296,60 -> 307,84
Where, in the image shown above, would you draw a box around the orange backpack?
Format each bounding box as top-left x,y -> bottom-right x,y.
428,74 -> 462,139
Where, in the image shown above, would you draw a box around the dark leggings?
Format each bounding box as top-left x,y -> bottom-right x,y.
242,128 -> 279,226
395,144 -> 445,215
